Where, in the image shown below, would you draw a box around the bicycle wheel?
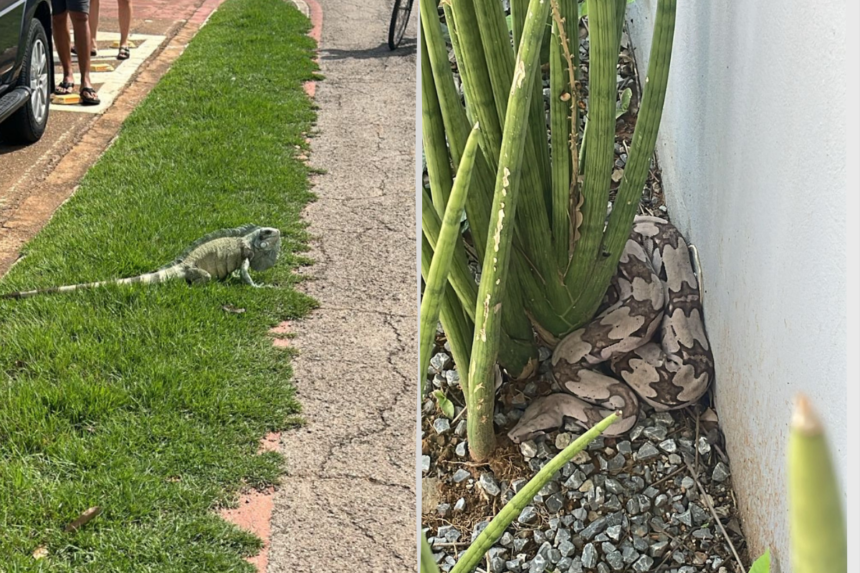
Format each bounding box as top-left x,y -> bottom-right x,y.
388,0 -> 412,50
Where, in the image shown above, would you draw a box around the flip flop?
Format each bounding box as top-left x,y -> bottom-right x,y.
71,46 -> 98,57
80,86 -> 100,106
117,46 -> 130,60
54,80 -> 74,95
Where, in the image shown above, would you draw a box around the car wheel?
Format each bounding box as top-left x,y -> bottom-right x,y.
2,18 -> 51,144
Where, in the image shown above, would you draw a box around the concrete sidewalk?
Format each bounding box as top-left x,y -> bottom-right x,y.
267,0 -> 418,571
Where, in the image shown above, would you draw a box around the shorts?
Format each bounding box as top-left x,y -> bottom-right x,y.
51,0 -> 90,14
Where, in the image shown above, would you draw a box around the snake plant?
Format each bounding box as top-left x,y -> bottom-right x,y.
421,0 -> 677,460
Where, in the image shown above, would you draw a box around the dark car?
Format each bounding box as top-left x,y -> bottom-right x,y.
0,0 -> 52,144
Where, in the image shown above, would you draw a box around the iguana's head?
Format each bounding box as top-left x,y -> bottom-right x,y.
249,227 -> 281,271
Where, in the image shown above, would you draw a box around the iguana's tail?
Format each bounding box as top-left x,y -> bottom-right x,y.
0,266 -> 187,300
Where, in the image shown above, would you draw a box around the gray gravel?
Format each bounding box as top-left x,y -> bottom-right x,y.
434,417 -> 451,435
424,381 -> 747,573
480,473 -> 502,497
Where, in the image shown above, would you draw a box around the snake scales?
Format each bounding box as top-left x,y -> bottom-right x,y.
508,216 -> 714,441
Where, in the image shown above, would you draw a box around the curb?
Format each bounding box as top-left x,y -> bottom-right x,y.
295,0 -> 322,97
219,2 -> 324,572
289,0 -> 310,18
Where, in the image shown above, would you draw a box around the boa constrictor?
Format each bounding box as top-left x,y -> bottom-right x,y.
508,216 -> 714,441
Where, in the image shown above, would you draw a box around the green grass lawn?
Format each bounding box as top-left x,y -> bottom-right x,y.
0,0 -> 318,569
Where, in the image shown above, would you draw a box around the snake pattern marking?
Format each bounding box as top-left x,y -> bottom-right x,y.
509,216 -> 714,441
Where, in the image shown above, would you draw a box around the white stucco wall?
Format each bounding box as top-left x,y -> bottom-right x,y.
625,1 -> 847,571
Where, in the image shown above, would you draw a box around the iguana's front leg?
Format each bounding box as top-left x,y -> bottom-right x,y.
240,258 -> 261,287
185,267 -> 212,286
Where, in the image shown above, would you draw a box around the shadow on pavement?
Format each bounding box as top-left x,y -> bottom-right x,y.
320,39 -> 416,61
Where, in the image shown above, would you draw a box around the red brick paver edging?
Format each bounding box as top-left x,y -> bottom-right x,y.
218,2 -> 323,572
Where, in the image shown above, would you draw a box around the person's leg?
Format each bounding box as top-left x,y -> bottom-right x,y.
51,5 -> 75,93
89,0 -> 99,54
65,0 -> 99,104
69,12 -> 91,86
117,0 -> 132,59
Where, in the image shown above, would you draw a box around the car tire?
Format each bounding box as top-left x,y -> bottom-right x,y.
2,18 -> 51,144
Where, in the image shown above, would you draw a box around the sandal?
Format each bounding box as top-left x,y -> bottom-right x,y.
80,86 -> 101,106
117,46 -> 130,60
54,80 -> 74,95
71,46 -> 98,57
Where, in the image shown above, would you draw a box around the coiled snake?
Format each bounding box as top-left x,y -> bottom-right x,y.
508,216 -> 714,441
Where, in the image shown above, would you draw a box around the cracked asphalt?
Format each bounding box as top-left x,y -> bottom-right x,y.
266,1 -> 418,571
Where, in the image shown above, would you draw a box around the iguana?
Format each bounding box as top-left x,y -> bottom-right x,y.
0,224 -> 281,300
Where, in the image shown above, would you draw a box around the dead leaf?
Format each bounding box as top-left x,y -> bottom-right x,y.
64,506 -> 102,533
221,305 -> 245,314
726,516 -> 744,536
701,407 -> 719,425
493,365 -> 503,392
32,546 -> 48,559
571,192 -> 585,246
611,168 -> 624,182
421,477 -> 442,514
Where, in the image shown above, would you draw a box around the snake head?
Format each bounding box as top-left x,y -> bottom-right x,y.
507,394 -> 592,443
508,393 -> 637,443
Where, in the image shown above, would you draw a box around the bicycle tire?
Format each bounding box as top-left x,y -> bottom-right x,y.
388,0 -> 413,50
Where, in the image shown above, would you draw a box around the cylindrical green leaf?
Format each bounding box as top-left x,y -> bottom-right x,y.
789,395 -> 846,573
564,0 -> 617,284
510,0 -> 528,51
467,0 -> 553,462
421,235 -> 472,395
421,3 -> 495,261
601,0 -> 676,276
421,532 -> 441,573
613,0 -> 627,56
424,188 -> 537,379
421,2 -> 537,378
421,33 -> 454,214
554,0 -> 676,334
422,190 -> 477,319
446,0 -> 504,166
549,6 -> 572,269
420,126 -> 481,388
420,1 -> 471,169
472,0 -> 560,304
